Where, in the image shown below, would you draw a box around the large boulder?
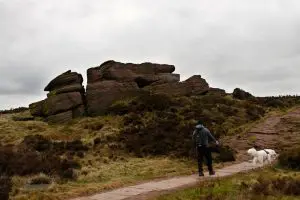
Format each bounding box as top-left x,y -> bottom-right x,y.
134,73 -> 180,88
29,99 -> 46,117
85,61 -> 179,116
207,88 -> 227,96
233,88 -> 254,100
148,75 -> 209,96
47,110 -> 73,124
86,81 -> 139,116
29,69 -> 86,123
44,70 -> 83,91
47,84 -> 85,97
184,75 -> 209,92
87,60 -> 176,84
43,92 -> 83,116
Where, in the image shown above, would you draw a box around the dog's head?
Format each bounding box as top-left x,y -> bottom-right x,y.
247,148 -> 257,157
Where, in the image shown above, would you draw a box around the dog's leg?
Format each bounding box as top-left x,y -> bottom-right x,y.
252,157 -> 257,166
267,154 -> 272,164
258,156 -> 264,166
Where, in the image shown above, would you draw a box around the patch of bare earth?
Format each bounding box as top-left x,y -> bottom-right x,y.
224,107 -> 300,162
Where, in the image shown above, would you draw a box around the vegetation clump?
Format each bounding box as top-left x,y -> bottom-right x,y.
0,176 -> 11,200
29,173 -> 52,185
278,146 -> 300,170
117,93 -> 268,157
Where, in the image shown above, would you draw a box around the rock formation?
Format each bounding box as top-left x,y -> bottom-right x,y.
86,60 -> 181,116
207,88 -> 227,96
29,60 -> 212,123
232,88 -> 254,100
29,71 -> 85,124
147,75 -> 209,96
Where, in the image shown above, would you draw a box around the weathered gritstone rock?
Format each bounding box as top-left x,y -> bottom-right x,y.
87,60 -> 176,84
29,70 -> 86,123
135,73 -> 180,88
43,92 -> 83,116
47,84 -> 85,97
47,110 -> 73,124
233,88 -> 254,100
47,105 -> 86,124
30,60 -> 211,123
147,75 -> 209,96
86,81 -> 139,116
85,60 -> 181,116
29,99 -> 46,117
207,88 -> 227,96
44,70 -> 83,92
72,105 -> 86,118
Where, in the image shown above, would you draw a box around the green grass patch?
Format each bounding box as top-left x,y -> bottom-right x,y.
155,168 -> 300,200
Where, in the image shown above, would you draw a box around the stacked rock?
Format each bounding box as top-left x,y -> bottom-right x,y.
86,60 -> 180,116
147,75 -> 209,96
29,60 -> 212,123
29,70 -> 85,124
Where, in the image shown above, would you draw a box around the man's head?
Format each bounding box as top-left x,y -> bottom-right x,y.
197,120 -> 203,125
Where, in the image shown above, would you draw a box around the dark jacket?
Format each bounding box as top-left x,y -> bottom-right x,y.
192,125 -> 217,147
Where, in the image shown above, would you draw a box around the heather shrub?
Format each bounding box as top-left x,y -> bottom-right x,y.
278,146 -> 300,170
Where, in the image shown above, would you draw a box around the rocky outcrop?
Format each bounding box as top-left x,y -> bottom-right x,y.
86,60 -> 180,116
29,60 -> 213,123
87,60 -> 177,84
29,71 -> 85,124
86,81 -> 139,116
233,88 -> 254,100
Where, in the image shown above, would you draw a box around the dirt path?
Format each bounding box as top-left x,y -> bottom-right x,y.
70,107 -> 300,200
225,107 -> 300,161
72,162 -> 261,200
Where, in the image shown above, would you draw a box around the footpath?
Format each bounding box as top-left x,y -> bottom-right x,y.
72,160 -> 263,200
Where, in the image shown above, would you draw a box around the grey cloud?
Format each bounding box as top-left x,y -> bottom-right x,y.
1,0 -> 300,109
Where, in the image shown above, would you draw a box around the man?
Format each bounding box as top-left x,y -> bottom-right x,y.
192,120 -> 219,176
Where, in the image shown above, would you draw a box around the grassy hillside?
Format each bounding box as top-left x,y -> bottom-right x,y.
0,92 -> 299,200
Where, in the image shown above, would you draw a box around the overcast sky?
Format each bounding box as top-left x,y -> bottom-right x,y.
1,0 -> 300,109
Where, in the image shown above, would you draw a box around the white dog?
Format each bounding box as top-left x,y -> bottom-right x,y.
247,148 -> 275,165
264,149 -> 278,160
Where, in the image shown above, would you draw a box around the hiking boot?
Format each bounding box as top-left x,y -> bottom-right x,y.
199,172 -> 204,177
209,171 -> 215,176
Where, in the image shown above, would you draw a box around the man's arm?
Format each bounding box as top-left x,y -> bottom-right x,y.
192,130 -> 197,145
206,129 -> 219,145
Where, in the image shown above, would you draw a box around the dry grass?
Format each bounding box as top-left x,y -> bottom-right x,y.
0,112 -> 198,200
11,157 -> 197,200
0,112 -> 122,145
0,107 -> 267,200
154,168 -> 300,200
3,105 -> 299,200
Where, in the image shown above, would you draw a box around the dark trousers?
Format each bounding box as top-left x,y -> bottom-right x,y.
197,146 -> 213,174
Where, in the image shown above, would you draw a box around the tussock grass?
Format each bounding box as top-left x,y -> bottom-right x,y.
0,112 -> 198,200
11,157 -> 197,200
29,173 -> 52,185
0,112 -> 122,145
